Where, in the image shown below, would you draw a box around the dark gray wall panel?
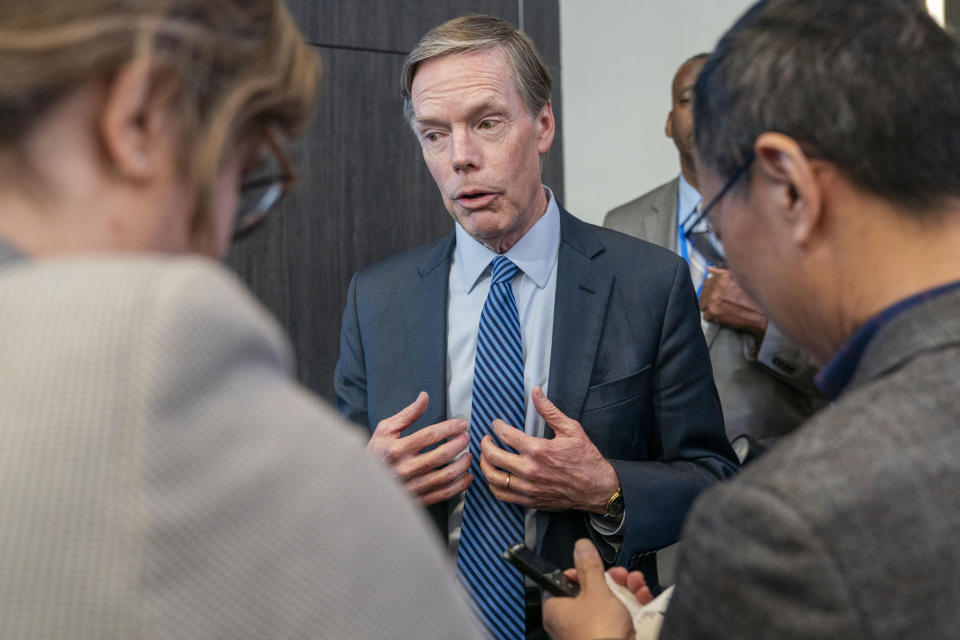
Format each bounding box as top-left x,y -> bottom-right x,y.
288,0 -> 519,53
523,0 -> 563,202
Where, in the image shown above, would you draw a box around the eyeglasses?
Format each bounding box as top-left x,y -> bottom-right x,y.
232,129 -> 296,241
684,150 -> 755,237
680,150 -> 755,268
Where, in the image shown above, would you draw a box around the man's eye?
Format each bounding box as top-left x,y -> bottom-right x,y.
424,132 -> 439,142
479,120 -> 496,129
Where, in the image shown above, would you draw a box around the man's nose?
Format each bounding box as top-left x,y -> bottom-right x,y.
450,126 -> 480,172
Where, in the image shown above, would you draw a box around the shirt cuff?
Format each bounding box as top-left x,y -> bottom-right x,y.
588,510 -> 626,537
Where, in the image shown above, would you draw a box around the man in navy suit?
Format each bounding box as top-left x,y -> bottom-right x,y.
334,15 -> 737,638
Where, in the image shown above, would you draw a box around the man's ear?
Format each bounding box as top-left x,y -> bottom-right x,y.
98,59 -> 167,181
665,111 -> 674,139
535,100 -> 556,154
754,132 -> 823,248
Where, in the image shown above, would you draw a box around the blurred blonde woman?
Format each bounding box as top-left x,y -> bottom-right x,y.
0,2 -> 482,638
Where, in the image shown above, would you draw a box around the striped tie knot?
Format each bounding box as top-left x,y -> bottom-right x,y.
490,255 -> 519,285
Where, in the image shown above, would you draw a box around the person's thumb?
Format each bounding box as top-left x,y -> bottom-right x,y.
572,538 -> 605,592
533,387 -> 580,437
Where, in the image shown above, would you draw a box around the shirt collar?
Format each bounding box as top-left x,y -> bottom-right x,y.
815,278 -> 960,400
455,186 -> 561,292
677,173 -> 702,224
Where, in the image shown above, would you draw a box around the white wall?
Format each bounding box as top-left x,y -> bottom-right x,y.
559,1 -> 755,225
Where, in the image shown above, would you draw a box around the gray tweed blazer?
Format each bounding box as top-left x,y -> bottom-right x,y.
661,287 -> 960,639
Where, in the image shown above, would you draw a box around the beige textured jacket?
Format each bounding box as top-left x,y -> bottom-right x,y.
0,239 -> 483,640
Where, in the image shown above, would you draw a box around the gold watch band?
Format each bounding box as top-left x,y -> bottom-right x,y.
604,485 -> 624,519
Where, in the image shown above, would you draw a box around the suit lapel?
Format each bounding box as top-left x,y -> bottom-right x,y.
643,178 -> 680,252
548,209 -> 613,421
385,235 -> 455,535
408,234 -> 455,425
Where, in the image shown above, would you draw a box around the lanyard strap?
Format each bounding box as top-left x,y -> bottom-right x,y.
678,207 -> 709,297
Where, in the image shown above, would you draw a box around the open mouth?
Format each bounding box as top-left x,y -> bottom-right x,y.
456,191 -> 498,208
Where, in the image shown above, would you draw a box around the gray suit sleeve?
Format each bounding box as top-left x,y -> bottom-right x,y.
660,483 -> 862,640
141,262 -> 483,640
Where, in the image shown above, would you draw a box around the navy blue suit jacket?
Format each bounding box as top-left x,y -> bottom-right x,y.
335,206 -> 738,585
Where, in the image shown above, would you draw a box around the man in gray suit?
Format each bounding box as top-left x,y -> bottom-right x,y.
335,14 -> 737,638
544,1 -> 960,638
605,53 -> 824,452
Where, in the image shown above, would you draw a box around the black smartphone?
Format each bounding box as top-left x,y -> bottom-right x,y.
502,542 -> 580,597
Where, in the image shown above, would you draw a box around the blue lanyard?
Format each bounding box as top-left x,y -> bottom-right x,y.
678,207 -> 699,262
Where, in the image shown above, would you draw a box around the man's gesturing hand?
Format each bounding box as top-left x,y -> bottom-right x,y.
479,387 -> 619,512
367,391 -> 473,506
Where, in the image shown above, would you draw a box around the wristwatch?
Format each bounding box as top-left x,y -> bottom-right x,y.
604,486 -> 624,519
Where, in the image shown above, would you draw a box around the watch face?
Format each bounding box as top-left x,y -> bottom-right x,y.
607,494 -> 625,518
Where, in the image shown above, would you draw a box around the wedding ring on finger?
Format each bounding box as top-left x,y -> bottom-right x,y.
505,473 -> 512,490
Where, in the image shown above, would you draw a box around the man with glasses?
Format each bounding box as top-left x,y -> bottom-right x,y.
335,15 -> 738,639
545,1 -> 960,638
606,54 -> 824,460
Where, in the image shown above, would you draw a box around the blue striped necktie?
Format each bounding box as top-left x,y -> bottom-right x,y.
457,255 -> 526,640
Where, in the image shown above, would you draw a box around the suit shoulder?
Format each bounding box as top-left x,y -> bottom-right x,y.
559,212 -> 686,300
604,178 -> 678,223
352,234 -> 452,285
589,219 -> 684,271
719,348 -> 960,521
0,255 -> 275,331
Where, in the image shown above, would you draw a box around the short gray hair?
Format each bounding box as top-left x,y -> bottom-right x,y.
400,15 -> 552,124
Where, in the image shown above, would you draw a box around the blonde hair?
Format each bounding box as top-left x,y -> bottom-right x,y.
400,15 -> 551,124
0,0 -> 318,244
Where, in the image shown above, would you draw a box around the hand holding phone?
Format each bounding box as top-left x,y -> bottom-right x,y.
502,542 -> 580,597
